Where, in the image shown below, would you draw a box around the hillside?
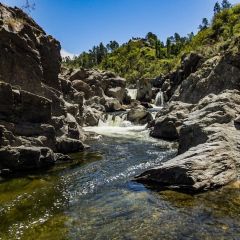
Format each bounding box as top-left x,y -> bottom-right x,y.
64,2 -> 240,84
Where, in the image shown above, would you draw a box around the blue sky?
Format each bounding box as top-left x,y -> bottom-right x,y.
2,0 -> 240,57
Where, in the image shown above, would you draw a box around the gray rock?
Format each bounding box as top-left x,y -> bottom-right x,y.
0,4 -> 61,93
127,105 -> 153,125
137,90 -> 240,192
150,116 -> 179,141
136,78 -> 152,102
106,87 -> 125,103
72,80 -> 93,99
104,98 -> 123,112
0,146 -> 55,172
69,68 -> 89,81
83,107 -> 102,126
56,137 -> 85,154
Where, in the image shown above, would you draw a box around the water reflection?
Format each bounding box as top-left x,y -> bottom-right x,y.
0,134 -> 240,240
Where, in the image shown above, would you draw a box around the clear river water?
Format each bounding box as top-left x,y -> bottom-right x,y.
0,116 -> 240,240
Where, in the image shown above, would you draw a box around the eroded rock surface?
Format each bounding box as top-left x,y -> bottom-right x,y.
136,50 -> 240,192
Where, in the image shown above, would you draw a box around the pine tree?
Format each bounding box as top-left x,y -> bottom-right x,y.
199,18 -> 209,31
166,38 -> 171,57
214,2 -> 221,15
221,0 -> 231,9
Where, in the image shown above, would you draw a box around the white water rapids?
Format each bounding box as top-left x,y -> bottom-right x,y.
84,106 -> 163,141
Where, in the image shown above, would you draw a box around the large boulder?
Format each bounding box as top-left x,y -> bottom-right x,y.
56,137 -> 85,154
0,146 -> 55,172
150,116 -> 179,140
106,87 -> 125,103
136,78 -> 152,102
72,80 -> 93,99
102,77 -> 126,91
127,105 -> 153,125
135,139 -> 237,193
83,107 -> 102,126
104,98 -> 123,112
69,68 -> 89,81
136,90 -> 240,192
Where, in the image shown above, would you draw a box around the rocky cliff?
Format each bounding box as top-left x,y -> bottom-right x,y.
136,41 -> 240,192
0,4 -> 129,176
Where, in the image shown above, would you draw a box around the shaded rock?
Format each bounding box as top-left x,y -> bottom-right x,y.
83,107 -> 102,126
106,87 -> 125,103
0,82 -> 14,118
72,80 -> 93,99
0,4 -> 61,94
137,78 -> 152,102
17,90 -> 52,123
56,137 -> 85,154
0,146 -> 55,172
69,68 -> 89,81
104,98 -> 123,112
150,117 -> 179,141
127,105 -> 153,125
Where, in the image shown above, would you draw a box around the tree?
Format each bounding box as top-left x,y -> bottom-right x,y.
146,32 -> 158,46
187,32 -> 194,41
199,18 -> 209,31
22,0 -> 35,13
166,38 -> 171,57
106,40 -> 119,52
174,33 -> 181,42
221,0 -> 231,9
214,2 -> 221,15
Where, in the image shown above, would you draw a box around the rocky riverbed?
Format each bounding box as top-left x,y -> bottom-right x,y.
0,3 -> 240,239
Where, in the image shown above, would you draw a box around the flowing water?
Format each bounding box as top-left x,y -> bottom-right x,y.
154,90 -> 164,107
126,88 -> 137,100
1,113 -> 240,240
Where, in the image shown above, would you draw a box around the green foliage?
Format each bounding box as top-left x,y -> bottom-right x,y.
199,18 -> 209,31
64,3 -> 240,84
221,0 -> 231,9
214,2 -> 221,15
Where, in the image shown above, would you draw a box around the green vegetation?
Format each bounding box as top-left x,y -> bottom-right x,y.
63,0 -> 239,84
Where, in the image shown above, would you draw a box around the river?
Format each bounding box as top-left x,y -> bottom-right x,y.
0,113 -> 240,240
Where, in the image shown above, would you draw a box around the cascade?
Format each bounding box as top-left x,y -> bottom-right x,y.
127,88 -> 137,100
154,90 -> 164,106
98,113 -> 131,127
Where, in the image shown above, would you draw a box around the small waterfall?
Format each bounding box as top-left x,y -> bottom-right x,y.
127,88 -> 137,100
154,90 -> 164,106
98,113 -> 131,127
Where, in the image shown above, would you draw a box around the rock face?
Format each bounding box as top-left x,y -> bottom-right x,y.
153,52 -> 203,102
136,50 -> 240,193
136,78 -> 153,102
0,3 -> 61,93
0,4 -> 133,176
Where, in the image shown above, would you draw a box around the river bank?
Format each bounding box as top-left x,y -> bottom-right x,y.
1,123 -> 240,239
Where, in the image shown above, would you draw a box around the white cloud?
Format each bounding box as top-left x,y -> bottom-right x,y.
60,49 -> 76,59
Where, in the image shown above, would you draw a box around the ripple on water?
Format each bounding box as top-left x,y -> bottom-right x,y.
0,132 -> 240,239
